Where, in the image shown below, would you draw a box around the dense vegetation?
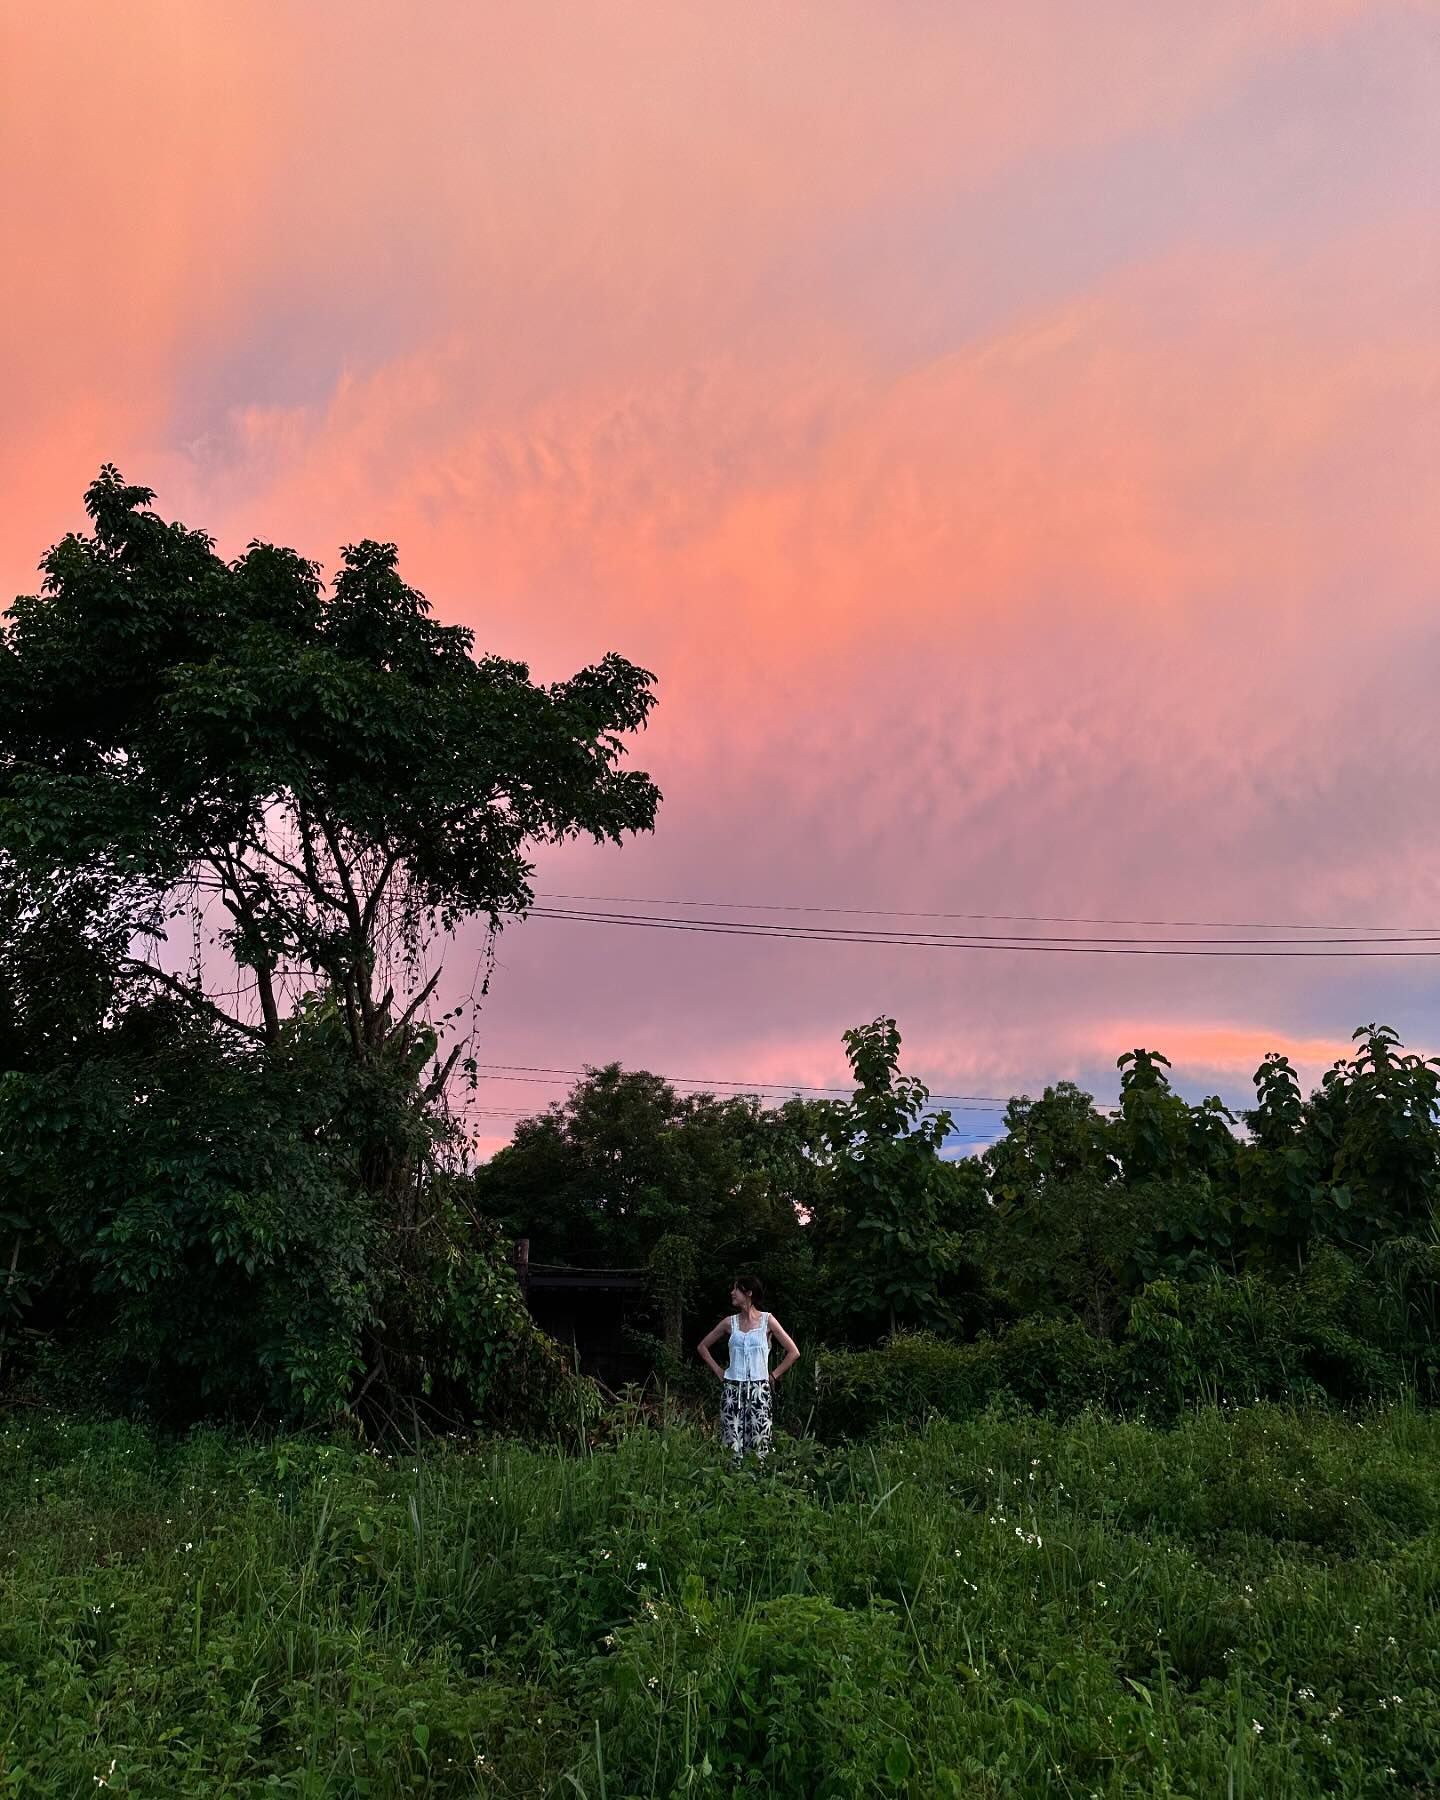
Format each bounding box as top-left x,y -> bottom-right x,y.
4,475 -> 1439,1435
5,477 -> 1440,1795
477,1018 -> 1440,1417
0,471 -> 658,1427
4,1406 -> 1437,1796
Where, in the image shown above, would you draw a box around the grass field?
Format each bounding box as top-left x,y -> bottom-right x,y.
2,1402 -> 1438,1796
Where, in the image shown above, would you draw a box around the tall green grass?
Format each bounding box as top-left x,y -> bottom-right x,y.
2,1404 -> 1437,1795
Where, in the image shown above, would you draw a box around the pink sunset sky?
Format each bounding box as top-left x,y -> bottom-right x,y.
4,1 -> 1439,1153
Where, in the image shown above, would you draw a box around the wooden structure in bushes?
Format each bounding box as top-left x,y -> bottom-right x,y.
513,1238 -> 681,1390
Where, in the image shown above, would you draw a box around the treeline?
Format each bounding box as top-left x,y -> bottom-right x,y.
473,1017 -> 1440,1420
3,472 -> 1437,1435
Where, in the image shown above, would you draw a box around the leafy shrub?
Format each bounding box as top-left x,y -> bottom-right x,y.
366,1195 -> 600,1439
797,1320 -> 1120,1439
988,1316 -> 1121,1414
597,1585 -> 921,1795
1122,1259 -> 1415,1419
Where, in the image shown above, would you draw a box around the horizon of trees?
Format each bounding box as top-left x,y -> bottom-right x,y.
473,1016 -> 1440,1376
1,470 -> 1437,1431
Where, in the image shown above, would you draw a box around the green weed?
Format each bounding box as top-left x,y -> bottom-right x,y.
1,1406 -> 1437,1795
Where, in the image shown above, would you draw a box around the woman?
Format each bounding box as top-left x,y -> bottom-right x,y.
696,1276 -> 800,1466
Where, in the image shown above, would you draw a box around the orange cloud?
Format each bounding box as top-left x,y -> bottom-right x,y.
1083,1023 -> 1362,1087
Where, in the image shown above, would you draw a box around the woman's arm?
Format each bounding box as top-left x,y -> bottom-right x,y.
767,1315 -> 800,1385
696,1317 -> 730,1380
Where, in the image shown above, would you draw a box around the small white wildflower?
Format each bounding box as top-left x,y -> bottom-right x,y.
1251,1720 -> 1263,1736
647,1675 -> 659,1689
1298,1686 -> 1314,1701
635,1560 -> 648,1571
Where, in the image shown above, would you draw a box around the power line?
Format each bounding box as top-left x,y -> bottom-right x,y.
537,890 -> 1438,935
465,1097 -> 1005,1144
471,1061 -> 1014,1110
531,905 -> 1440,958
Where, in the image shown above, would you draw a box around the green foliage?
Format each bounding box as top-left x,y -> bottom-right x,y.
365,1189 -> 600,1437
1239,1028 -> 1440,1266
472,1065 -> 821,1326
4,1407 -> 1439,1796
0,998 -> 378,1418
978,1061 -> 1234,1339
1124,1256 -> 1419,1419
0,471 -> 662,1426
812,1016 -> 985,1340
600,1589 -> 917,1795
797,1320 -> 1121,1438
0,471 -> 660,1025
981,1080 -> 1131,1336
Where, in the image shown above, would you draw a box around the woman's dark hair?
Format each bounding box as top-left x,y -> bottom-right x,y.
732,1274 -> 765,1308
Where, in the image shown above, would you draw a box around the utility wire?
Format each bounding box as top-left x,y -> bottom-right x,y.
471,1062 -> 1014,1110
531,906 -> 1440,957
537,890 -> 1438,935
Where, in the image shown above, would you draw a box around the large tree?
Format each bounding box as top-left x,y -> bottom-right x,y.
0,469 -> 658,1149
0,470 -> 661,1417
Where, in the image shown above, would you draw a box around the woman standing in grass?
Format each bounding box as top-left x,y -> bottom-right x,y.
696,1276 -> 800,1466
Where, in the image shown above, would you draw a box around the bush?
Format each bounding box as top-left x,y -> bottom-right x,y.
597,1586 -> 920,1795
797,1320 -> 1120,1439
1121,1259 -> 1415,1418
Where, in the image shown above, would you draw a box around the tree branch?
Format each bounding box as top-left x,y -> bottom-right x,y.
392,967 -> 441,1038
241,830 -> 348,913
207,853 -> 282,1047
307,796 -> 377,1037
361,844 -> 403,938
121,958 -> 266,1041
423,1041 -> 463,1103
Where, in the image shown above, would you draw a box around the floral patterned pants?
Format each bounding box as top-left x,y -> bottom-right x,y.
720,1378 -> 773,1463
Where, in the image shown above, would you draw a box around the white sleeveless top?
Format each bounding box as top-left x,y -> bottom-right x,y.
724,1311 -> 770,1382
